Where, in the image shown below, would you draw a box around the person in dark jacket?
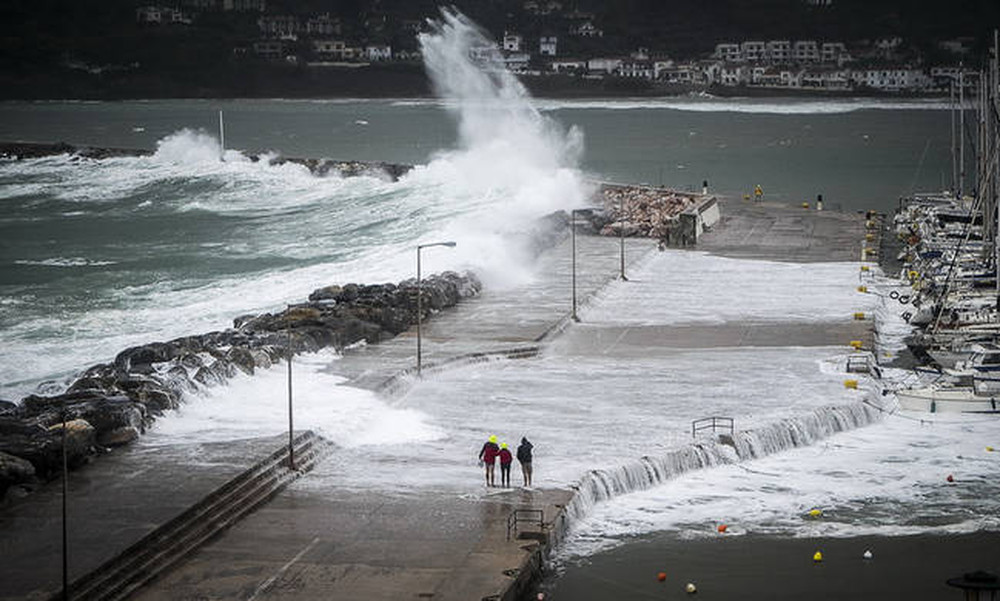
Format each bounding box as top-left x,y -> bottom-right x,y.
516,437 -> 533,487
478,435 -> 500,487
498,443 -> 513,488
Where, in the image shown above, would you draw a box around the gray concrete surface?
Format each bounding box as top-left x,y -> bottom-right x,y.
133,487 -> 573,601
699,197 -> 865,263
0,435 -> 289,600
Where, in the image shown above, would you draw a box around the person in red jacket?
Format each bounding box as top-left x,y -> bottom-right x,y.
478,435 -> 500,487
498,442 -> 513,488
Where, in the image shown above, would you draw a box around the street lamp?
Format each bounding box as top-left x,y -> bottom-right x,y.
416,241 -> 457,375
286,329 -> 294,471
618,195 -> 628,281
571,209 -> 582,322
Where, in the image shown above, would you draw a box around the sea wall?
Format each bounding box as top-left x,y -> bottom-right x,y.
0,271 -> 480,499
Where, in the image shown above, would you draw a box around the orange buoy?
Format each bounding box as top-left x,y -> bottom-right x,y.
946,474 -> 955,483
657,572 -> 667,582
717,524 -> 728,533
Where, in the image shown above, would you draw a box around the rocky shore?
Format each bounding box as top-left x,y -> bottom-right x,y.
0,141 -> 413,181
0,271 -> 480,500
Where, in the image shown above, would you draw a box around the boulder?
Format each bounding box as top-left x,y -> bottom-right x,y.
308,284 -> 342,302
114,342 -> 181,373
225,347 -> 256,375
0,450 -> 36,496
0,400 -> 18,417
98,426 -> 141,447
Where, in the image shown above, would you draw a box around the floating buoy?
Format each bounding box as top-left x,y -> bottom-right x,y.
853,312 -> 866,320
809,508 -> 823,518
844,380 -> 858,389
813,551 -> 823,562
850,340 -> 863,350
946,474 -> 955,483
657,572 -> 667,582
717,524 -> 728,533
686,582 -> 698,594
863,549 -> 873,560
857,285 -> 868,293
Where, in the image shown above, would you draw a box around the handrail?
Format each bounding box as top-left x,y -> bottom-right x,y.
506,508 -> 545,541
691,416 -> 734,438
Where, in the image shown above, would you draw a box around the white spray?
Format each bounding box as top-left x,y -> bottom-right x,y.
415,9 -> 591,287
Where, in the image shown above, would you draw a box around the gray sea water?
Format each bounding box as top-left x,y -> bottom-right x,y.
0,96 -> 956,400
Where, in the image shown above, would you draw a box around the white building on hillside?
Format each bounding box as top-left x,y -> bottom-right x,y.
540,36 -> 558,56
767,40 -> 791,62
713,43 -> 742,62
793,40 -> 820,62
741,41 -> 766,62
503,32 -> 522,52
588,57 -> 622,74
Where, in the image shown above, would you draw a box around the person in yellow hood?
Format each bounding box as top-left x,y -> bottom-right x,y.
478,435 -> 500,487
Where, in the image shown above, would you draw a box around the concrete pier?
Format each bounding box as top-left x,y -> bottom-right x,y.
0,196 -> 869,601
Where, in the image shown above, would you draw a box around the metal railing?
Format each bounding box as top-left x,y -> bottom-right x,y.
506,508 -> 545,541
691,416 -> 734,438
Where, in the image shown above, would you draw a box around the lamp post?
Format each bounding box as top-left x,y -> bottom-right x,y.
571,209 -> 581,322
286,328 -> 294,471
416,241 -> 457,375
618,195 -> 628,281
61,406 -> 69,600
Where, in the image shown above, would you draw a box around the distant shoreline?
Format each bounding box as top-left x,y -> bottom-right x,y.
0,65 -> 949,102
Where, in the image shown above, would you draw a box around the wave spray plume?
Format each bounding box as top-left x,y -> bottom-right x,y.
416,9 -> 590,285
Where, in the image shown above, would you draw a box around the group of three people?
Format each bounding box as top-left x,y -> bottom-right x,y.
478,435 -> 533,488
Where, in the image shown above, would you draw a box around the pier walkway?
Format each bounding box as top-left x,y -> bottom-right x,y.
0,197 -> 869,601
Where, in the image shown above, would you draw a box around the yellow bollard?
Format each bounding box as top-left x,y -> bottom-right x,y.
844,380 -> 859,389
857,285 -> 868,293
853,312 -> 866,320
860,265 -> 870,272
865,233 -> 875,241
850,340 -> 863,350
801,202 -> 810,209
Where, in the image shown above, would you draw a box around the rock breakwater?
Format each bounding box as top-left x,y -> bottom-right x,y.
0,271 -> 480,499
595,184 -> 702,240
0,141 -> 413,181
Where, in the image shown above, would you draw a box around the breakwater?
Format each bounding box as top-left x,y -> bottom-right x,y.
0,270 -> 480,498
0,141 -> 413,181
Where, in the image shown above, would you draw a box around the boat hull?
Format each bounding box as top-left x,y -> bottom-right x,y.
896,387 -> 1000,413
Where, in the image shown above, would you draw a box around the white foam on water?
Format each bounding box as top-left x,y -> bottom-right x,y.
143,349 -> 445,449
13,257 -> 118,267
558,413 -> 1000,560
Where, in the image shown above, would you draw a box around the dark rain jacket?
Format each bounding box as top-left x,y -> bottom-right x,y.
516,439 -> 533,463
